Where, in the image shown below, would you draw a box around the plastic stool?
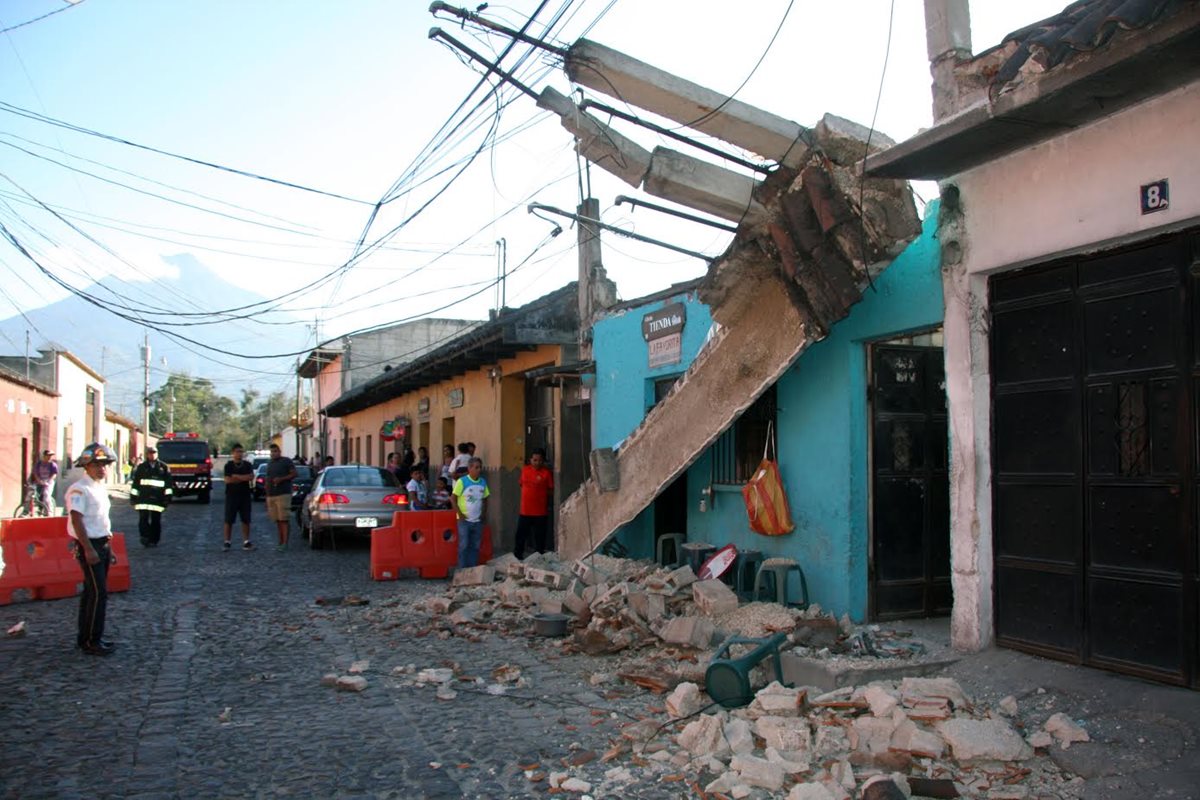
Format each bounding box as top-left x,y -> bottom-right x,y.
656,533 -> 685,568
680,542 -> 715,575
732,549 -> 763,598
753,557 -> 809,609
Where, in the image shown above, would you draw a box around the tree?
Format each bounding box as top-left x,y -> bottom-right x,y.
149,373 -> 241,449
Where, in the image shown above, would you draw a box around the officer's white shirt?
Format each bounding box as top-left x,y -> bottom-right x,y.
65,474 -> 112,540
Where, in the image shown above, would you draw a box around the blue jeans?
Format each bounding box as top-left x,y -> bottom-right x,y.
457,520 -> 483,568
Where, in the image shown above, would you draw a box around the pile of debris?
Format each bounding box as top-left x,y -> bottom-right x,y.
595,676 -> 1090,799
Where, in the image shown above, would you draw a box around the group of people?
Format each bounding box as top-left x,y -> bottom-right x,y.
54,436 -> 559,657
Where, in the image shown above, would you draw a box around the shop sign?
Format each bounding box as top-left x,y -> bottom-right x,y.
448,388 -> 465,408
642,302 -> 685,341
648,333 -> 682,368
417,397 -> 430,414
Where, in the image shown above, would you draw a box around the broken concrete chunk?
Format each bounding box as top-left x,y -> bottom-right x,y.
814,113 -> 896,167
665,681 -> 704,719
1027,730 -> 1053,749
753,681 -> 805,716
487,552 -> 518,571
693,579 -> 740,616
788,783 -> 838,800
320,673 -> 339,687
335,675 -> 368,693
571,558 -> 609,586
559,777 -> 592,793
998,695 -> 1019,716
705,772 -> 740,794
524,567 -> 569,590
348,659 -> 369,674
863,685 -> 899,717
900,677 -> 969,711
731,753 -> 785,791
890,716 -> 945,759
416,667 -> 454,684
755,715 -> 812,753
851,716 -> 897,754
678,713 -> 730,757
937,718 -> 1033,762
1044,712 -> 1090,749
725,717 -> 756,754
656,615 -> 715,649
452,565 -> 495,587
764,746 -> 811,774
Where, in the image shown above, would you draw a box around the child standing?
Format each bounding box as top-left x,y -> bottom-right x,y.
433,477 -> 452,509
452,457 -> 489,568
405,466 -> 429,510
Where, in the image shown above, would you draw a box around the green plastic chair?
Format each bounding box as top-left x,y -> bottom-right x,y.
704,632 -> 789,709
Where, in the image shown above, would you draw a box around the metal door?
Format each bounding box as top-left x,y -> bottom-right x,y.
870,344 -> 951,619
990,232 -> 1198,686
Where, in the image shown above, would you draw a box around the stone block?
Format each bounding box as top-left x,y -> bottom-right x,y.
540,597 -> 565,615
753,681 -> 804,716
657,616 -> 715,649
571,558 -> 609,586
937,718 -> 1033,762
667,564 -> 698,589
850,716 -> 897,754
677,713 -> 730,757
563,591 -> 589,616
693,579 -> 740,616
335,675 -> 368,692
488,552 -> 519,571
863,685 -> 898,717
666,682 -> 704,719
452,565 -> 495,587
788,784 -> 837,800
899,677 -> 969,710
506,561 -> 527,579
1044,712 -> 1089,749
725,717 -> 755,755
524,567 -> 569,590
755,715 -> 812,753
731,753 -> 785,791
581,582 -> 610,605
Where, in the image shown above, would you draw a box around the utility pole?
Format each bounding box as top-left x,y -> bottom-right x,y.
495,238 -> 507,312
295,371 -> 302,459
141,334 -> 151,448
168,386 -> 175,432
577,198 -> 608,360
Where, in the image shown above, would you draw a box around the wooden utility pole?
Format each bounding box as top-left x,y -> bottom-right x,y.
141,333 -> 151,448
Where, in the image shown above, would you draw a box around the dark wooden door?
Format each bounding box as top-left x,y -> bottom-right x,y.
990,232 -> 1198,687
870,345 -> 951,619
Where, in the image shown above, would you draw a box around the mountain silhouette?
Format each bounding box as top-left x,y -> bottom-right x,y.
0,253 -> 304,416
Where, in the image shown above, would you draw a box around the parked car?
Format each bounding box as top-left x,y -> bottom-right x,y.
298,465 -> 407,550
252,463 -> 268,500
290,465 -> 315,509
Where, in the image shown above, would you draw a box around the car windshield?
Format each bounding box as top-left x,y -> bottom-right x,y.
294,466 -> 314,480
320,467 -> 399,488
255,464 -> 267,476
157,442 -> 209,461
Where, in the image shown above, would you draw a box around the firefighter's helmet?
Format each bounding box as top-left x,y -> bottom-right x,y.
75,442 -> 117,468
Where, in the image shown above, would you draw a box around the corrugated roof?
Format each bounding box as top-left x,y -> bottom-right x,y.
993,0 -> 1198,89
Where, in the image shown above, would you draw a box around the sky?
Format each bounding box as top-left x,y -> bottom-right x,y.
0,0 -> 1070,401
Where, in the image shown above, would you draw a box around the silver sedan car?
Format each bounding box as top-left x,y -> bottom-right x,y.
299,465 -> 407,549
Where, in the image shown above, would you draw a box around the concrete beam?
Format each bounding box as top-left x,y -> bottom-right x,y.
536,87 -> 652,188
924,0 -> 972,62
643,146 -> 765,224
565,39 -> 809,167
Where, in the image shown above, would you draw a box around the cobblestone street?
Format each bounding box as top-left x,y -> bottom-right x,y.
0,480 -> 678,800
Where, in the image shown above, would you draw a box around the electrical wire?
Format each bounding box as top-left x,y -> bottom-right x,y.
0,0 -> 87,36
0,100 -> 373,205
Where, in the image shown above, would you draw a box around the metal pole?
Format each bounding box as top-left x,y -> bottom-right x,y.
142,333 -> 151,446
168,386 -> 175,432
295,371 -> 302,458
428,2 -> 569,57
428,28 -> 540,101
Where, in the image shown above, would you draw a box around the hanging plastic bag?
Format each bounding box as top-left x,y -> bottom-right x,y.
742,422 -> 794,535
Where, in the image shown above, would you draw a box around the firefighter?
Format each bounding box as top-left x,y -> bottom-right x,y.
130,445 -> 172,547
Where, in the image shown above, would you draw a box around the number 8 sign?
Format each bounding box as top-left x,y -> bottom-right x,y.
1141,179 -> 1170,214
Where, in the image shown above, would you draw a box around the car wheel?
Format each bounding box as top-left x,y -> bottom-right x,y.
307,518 -> 324,550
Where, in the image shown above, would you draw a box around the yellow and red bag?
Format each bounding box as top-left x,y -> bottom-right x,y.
742,424 -> 794,535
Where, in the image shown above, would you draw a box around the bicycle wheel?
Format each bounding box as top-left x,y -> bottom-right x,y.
13,503 -> 30,518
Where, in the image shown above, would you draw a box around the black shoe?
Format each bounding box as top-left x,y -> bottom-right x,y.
80,642 -> 114,656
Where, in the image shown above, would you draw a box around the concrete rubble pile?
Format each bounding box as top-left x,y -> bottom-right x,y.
562,678 -> 1084,800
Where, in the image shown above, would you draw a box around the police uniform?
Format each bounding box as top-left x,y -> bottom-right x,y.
131,455 -> 173,546
66,443 -> 117,655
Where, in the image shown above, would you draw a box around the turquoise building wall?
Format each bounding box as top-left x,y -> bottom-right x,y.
589,203 -> 943,619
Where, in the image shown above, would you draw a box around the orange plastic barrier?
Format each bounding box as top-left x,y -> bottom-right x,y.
108,533 -> 131,593
0,518 -> 131,603
369,510 -> 492,581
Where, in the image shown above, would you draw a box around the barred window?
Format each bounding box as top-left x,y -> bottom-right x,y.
711,385 -> 777,484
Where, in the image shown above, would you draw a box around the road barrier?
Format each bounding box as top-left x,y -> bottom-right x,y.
370,510 -> 493,581
0,517 -> 132,604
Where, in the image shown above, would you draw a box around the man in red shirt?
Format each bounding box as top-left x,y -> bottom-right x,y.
514,448 -> 554,558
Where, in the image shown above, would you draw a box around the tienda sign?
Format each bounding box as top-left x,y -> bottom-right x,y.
641,302 -> 685,341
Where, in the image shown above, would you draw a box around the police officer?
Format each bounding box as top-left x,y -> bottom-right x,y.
130,445 -> 172,547
66,443 -> 118,656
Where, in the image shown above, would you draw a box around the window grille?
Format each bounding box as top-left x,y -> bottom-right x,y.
711,385 -> 777,484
